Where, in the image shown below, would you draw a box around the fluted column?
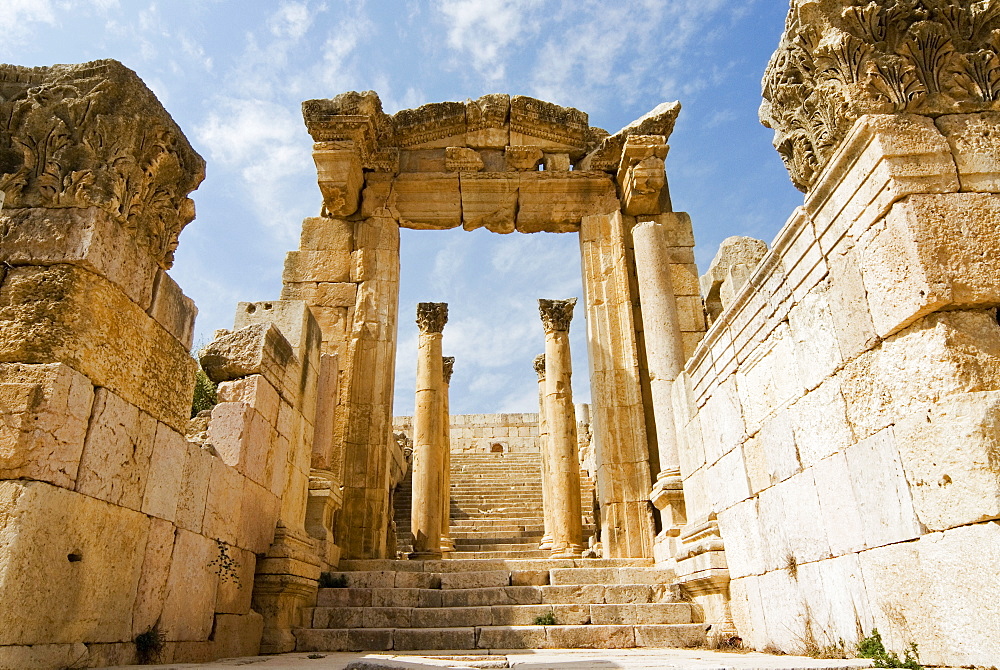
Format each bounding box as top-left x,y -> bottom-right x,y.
534,354 -> 554,550
440,356 -> 455,556
539,298 -> 583,558
410,303 -> 448,559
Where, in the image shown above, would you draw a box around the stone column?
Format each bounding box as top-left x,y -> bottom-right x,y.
539,299 -> 584,558
410,302 -> 448,559
534,354 -> 554,551
632,220 -> 688,547
440,356 -> 455,556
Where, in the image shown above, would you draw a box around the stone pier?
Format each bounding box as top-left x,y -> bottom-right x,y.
440,356 -> 455,555
534,354 -> 554,551
409,302 -> 448,559
539,299 -> 584,558
632,220 -> 688,558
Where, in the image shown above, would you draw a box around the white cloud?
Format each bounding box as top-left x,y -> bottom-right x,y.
435,0 -> 538,81
1,0 -> 56,52
268,1 -> 317,40
195,98 -> 313,241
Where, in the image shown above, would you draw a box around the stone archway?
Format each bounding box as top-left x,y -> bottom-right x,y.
282,92 -> 706,560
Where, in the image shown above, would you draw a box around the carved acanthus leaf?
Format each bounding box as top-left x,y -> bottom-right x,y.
533,354 -> 546,381
761,0 -> 1000,193
442,356 -> 455,384
538,298 -> 577,333
0,60 -> 204,268
416,302 -> 448,334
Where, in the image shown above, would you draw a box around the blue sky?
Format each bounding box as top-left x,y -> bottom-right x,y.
3,0 -> 802,415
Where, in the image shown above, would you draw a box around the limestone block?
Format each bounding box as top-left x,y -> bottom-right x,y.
705,445 -> 751,513
132,517 -> 176,635
859,193 -> 1000,338
841,310 -> 1000,439
825,245 -> 878,361
208,402 -> 272,485
728,575 -> 765,648
757,471 -> 830,571
936,112 -> 1000,192
199,323 -> 295,387
547,624 -> 634,649
516,173 -> 617,233
787,280 -> 843,392
148,269 -> 197,349
858,521 -> 1000,667
802,553 -> 874,648
217,375 -> 281,427
282,249 -> 352,284
0,481 -> 150,645
460,173 -> 518,233
142,422 -> 187,521
445,146 -> 484,172
757,412 -> 800,487
893,391 -> 1000,532
281,282 -> 358,310
176,442 -> 215,534
160,528 -> 220,641
76,387 -> 157,510
505,145 -> 543,170
298,216 -> 354,252
812,452 -> 866,557
0,642 -> 90,670
634,624 -> 704,648
699,378 -> 743,466
215,544 -> 256,615
845,427 -> 922,549
477,625 -> 546,649
0,264 -> 196,430
790,378 -> 853,469
239,478 -> 279,553
360,173 -> 394,218
620,154 -> 667,216
393,173 -> 462,229
754,564 -> 807,651
312,145 -> 363,217
716,498 -> 766,579
0,207 -> 158,308
211,612 -> 264,660
0,362 -> 93,488
203,457 -> 245,545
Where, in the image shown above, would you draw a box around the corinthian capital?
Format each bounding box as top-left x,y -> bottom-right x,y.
416,302 -> 448,333
539,298 -> 577,333
442,356 -> 455,384
533,354 -> 546,381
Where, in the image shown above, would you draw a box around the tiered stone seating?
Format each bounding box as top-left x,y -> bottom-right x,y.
295,558 -> 705,651
394,452 -> 596,558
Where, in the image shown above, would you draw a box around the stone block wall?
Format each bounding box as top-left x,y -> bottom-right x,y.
395,413 -> 541,454
674,114 -> 1000,666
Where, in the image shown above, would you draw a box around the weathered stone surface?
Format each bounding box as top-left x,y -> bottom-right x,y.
0,207 -> 159,308
460,173 -> 518,233
132,516 -> 176,635
312,145 -> 364,217
148,269 -> 197,349
199,323 -> 294,385
76,387 -> 157,510
0,264 -> 196,430
0,362 -> 93,488
159,528 -> 219,641
516,173 -> 616,233
0,60 -> 205,269
0,481 -> 149,645
393,173 -> 462,229
893,391 -> 1000,532
283,249 -> 353,284
176,441 -> 215,534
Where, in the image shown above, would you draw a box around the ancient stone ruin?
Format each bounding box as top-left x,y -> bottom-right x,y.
1,1 -> 999,667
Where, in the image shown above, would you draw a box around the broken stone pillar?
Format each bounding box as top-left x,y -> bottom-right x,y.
410,302 -> 448,559
539,299 -> 584,559
632,220 -> 688,558
440,356 -> 455,555
534,354 -> 555,551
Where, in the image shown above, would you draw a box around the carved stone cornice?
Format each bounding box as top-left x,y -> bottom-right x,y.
761,0 -> 1000,193
442,356 -> 455,384
0,59 -> 205,269
302,91 -> 390,165
580,101 -> 680,172
533,354 -> 546,381
538,298 -> 577,333
510,96 -> 595,154
416,302 -> 448,333
467,94 -> 510,133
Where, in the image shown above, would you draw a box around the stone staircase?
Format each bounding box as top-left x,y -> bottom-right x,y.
294,558 -> 706,652
293,451 -> 704,653
393,452 -> 597,559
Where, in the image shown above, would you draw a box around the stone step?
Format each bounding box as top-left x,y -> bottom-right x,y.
337,558 -> 654,572
295,623 -> 705,651
309,602 -> 693,629
317,583 -> 677,608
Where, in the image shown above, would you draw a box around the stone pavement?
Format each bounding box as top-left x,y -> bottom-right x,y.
99,648 -> 874,670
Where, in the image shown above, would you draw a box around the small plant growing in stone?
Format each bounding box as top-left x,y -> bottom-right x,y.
134,624 -> 166,664
319,572 -> 348,588
857,629 -> 922,669
191,364 -> 217,418
533,611 -> 556,626
208,540 -> 240,587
